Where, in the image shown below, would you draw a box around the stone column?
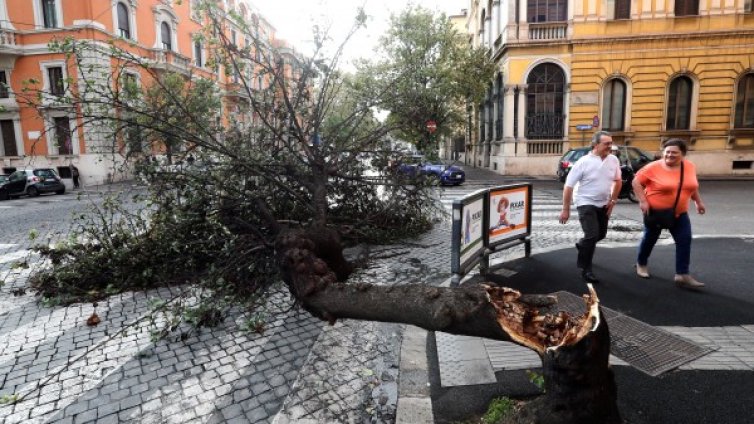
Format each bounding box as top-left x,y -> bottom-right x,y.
503,85 -> 515,142
563,83 -> 571,142
518,0 -> 528,40
517,84 -> 527,143
492,0 -> 500,44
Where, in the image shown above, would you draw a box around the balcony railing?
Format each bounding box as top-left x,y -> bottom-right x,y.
527,140 -> 563,155
149,49 -> 190,72
528,22 -> 568,40
526,113 -> 565,139
0,29 -> 17,46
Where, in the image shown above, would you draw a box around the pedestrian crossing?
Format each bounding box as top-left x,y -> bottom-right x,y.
436,182 -> 562,214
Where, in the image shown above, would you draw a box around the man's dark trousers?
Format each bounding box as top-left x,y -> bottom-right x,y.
575,205 -> 608,272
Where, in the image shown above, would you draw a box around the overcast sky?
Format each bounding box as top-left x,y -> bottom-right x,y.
255,0 -> 466,65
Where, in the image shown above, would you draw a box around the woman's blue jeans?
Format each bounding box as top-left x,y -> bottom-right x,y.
637,212 -> 692,274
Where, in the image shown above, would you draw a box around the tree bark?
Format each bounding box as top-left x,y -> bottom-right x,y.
276,228 -> 620,423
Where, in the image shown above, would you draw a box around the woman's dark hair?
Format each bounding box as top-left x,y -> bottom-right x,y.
662,138 -> 688,155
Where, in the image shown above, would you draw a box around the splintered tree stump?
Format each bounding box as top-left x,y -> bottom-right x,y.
276,228 -> 621,424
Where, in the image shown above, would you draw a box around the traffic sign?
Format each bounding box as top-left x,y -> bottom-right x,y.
426,120 -> 437,134
592,115 -> 600,128
576,124 -> 592,131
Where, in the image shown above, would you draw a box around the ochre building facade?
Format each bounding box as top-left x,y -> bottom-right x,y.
456,0 -> 754,176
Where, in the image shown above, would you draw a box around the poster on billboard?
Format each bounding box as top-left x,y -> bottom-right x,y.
451,189 -> 487,274
487,184 -> 532,247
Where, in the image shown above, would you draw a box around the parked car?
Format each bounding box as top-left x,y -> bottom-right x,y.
0,168 -> 66,199
394,154 -> 425,176
421,161 -> 466,186
556,145 -> 655,182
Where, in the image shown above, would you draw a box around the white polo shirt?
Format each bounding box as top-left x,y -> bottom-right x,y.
565,152 -> 621,207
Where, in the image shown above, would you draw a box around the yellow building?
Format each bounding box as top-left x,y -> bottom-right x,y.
460,0 -> 754,176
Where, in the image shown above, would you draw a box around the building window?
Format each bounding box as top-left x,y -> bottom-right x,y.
608,0 -> 631,19
48,66 -> 65,96
526,63 -> 565,139
190,0 -> 202,20
194,41 -> 203,67
54,116 -> 73,155
161,22 -> 172,50
675,0 -> 699,16
0,71 -> 9,98
41,0 -> 57,28
666,76 -> 693,130
0,120 -> 17,156
734,74 -> 754,129
746,0 -> 753,13
495,74 -> 504,140
527,0 -> 567,23
117,2 -> 131,39
602,79 -> 626,131
231,30 -> 237,46
478,103 -> 485,142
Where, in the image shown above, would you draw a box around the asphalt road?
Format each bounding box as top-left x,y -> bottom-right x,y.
534,179 -> 754,237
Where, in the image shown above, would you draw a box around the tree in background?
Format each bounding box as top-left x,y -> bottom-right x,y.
363,5 -> 495,156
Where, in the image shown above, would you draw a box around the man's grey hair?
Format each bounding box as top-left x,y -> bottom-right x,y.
591,130 -> 612,145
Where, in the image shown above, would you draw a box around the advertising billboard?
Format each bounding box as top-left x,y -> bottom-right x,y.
451,189 -> 486,274
487,184 -> 532,247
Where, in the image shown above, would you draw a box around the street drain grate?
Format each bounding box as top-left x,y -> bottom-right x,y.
552,291 -> 716,377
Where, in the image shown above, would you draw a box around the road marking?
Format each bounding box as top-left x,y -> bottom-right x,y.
0,249 -> 30,264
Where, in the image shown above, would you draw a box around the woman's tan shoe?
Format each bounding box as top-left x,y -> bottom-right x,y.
674,274 -> 705,289
635,264 -> 650,279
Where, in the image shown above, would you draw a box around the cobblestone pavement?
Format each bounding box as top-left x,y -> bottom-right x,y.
0,185 -> 458,424
0,178 -> 665,424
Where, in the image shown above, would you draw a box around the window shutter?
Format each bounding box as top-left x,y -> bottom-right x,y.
1,120 -> 17,156
117,3 -> 130,38
615,0 -> 631,19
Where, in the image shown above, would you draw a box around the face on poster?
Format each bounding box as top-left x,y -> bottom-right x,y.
488,186 -> 529,244
460,196 -> 485,265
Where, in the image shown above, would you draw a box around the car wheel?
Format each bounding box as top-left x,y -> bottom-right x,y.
0,191 -> 8,201
27,186 -> 39,197
56,189 -> 65,195
628,190 -> 639,203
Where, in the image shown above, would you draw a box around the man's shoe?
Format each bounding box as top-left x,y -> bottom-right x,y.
674,274 -> 704,290
636,264 -> 650,279
582,271 -> 600,284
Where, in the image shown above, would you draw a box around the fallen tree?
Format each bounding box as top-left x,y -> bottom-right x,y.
276,227 -> 621,424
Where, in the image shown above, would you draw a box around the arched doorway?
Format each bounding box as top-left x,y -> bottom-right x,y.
526,63 -> 565,139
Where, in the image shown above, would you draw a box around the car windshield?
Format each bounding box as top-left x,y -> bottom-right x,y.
33,169 -> 58,178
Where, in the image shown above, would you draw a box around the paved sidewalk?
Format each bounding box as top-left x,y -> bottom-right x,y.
0,188 -> 455,424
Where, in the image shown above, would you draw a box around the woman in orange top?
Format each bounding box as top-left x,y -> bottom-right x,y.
632,138 -> 707,289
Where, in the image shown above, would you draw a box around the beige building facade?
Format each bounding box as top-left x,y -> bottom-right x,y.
454,0 -> 754,177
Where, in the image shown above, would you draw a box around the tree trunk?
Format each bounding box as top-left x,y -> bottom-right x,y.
275,228 -> 620,424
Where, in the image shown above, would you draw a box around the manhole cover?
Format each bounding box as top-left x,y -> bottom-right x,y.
551,291 -> 716,376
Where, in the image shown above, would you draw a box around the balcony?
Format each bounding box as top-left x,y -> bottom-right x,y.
0,29 -> 22,56
525,113 -> 565,140
528,22 -> 568,41
148,49 -> 190,75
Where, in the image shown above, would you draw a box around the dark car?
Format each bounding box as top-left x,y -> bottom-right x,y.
394,154 -> 425,176
557,145 -> 654,182
421,162 -> 466,186
0,168 -> 66,199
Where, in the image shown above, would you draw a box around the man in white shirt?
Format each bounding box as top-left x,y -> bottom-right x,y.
559,131 -> 622,283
